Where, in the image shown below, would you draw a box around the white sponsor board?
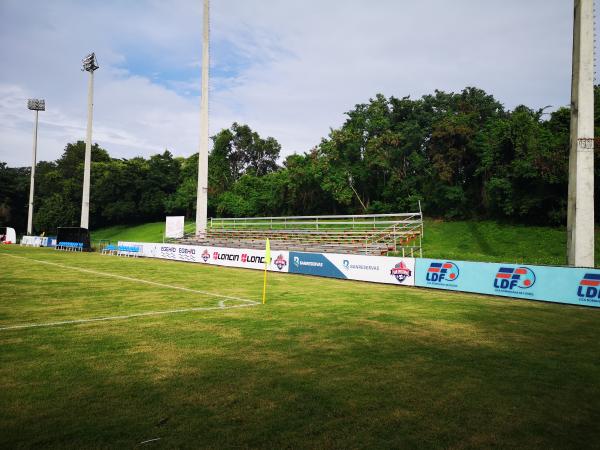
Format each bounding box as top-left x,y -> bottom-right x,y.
329,253 -> 415,286
20,236 -> 47,247
165,216 -> 185,239
118,241 -> 290,273
288,250 -> 415,286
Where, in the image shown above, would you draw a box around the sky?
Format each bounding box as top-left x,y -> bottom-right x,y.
0,0 -> 597,167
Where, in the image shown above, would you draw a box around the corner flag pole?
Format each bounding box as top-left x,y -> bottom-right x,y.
262,238 -> 270,304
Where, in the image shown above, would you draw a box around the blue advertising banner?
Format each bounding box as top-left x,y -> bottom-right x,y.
289,252 -> 347,279
415,258 -> 600,308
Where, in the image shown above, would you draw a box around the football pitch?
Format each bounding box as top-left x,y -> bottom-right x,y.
1,246 -> 599,448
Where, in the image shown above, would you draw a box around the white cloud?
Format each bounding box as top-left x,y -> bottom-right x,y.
0,0 -> 594,167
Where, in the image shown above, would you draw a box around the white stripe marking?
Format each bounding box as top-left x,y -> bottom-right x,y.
0,302 -> 256,331
0,252 -> 257,303
0,252 -> 260,331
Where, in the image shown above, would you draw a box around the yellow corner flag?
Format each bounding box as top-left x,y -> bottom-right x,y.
262,238 -> 270,304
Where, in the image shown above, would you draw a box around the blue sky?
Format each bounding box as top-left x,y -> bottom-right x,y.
0,0 -> 597,166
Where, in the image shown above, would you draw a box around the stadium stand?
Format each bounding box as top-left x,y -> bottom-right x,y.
175,211 -> 423,256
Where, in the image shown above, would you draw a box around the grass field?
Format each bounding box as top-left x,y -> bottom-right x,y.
1,245 -> 599,448
90,219 -> 600,266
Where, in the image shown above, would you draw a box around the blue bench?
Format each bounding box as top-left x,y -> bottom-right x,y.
101,244 -> 117,255
55,241 -> 83,252
100,244 -> 141,257
117,245 -> 141,257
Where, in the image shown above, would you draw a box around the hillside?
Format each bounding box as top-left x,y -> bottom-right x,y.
90,219 -> 599,267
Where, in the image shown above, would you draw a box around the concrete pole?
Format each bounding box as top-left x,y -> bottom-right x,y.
26,110 -> 39,235
80,69 -> 94,230
195,0 -> 209,234
567,0 -> 595,267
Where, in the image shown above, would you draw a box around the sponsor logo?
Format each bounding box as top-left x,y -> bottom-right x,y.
201,249 -> 210,262
426,262 -> 460,285
178,248 -> 195,255
493,267 -> 535,290
212,252 -> 240,262
274,254 -> 287,270
390,261 -> 412,283
241,253 -> 266,264
577,273 -> 600,303
159,246 -> 178,259
342,259 -> 379,271
293,255 -> 323,268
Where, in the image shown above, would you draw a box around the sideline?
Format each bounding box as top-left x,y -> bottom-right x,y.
0,252 -> 260,331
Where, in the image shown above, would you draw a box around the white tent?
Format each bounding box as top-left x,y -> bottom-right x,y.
0,227 -> 16,244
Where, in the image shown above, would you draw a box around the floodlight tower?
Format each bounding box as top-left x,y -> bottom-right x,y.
26,99 -> 45,235
195,0 -> 210,234
80,52 -> 99,230
567,0 -> 595,267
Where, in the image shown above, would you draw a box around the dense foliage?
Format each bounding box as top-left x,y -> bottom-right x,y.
2,86 -> 600,234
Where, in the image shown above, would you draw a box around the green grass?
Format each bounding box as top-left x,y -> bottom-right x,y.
421,220 -> 600,266
1,246 -> 599,448
91,221 -> 168,244
91,219 -> 599,267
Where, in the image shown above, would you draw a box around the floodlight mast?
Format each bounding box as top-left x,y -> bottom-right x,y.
80,53 -> 98,230
26,99 -> 45,235
195,0 -> 209,234
567,0 -> 595,267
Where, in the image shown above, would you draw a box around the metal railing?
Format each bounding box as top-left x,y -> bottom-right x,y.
184,210 -> 424,256
209,212 -> 421,230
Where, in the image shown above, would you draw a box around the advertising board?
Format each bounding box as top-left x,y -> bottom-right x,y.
289,251 -> 415,286
118,241 -> 289,273
116,241 -> 600,308
415,259 -> 600,308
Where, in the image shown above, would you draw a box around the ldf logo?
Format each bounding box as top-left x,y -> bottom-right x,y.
390,261 -> 412,283
426,262 -> 459,283
494,267 -> 536,290
577,273 -> 600,298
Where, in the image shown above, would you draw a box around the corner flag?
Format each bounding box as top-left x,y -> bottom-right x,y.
262,238 -> 270,304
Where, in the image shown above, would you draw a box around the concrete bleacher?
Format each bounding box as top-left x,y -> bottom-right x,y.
175,212 -> 423,256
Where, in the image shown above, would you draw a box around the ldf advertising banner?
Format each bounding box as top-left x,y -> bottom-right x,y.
415,258 -> 600,308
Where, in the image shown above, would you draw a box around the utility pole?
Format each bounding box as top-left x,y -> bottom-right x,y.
26,99 -> 45,235
195,0 -> 210,234
567,0 -> 595,267
80,52 -> 99,230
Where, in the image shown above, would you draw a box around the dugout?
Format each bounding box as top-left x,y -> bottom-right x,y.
56,227 -> 91,250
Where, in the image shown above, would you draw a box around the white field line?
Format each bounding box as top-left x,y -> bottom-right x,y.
0,253 -> 257,303
0,252 -> 260,331
0,303 -> 256,331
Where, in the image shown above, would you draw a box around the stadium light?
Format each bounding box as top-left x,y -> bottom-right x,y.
27,99 -> 45,111
80,53 -> 99,230
26,98 -> 45,235
82,52 -> 99,73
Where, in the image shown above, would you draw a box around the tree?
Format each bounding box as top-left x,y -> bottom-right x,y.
210,123 -> 280,183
